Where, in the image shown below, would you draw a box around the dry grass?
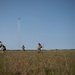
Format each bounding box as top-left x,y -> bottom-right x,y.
0,50 -> 75,75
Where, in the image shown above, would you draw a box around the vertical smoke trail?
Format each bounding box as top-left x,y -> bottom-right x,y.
18,17 -> 21,50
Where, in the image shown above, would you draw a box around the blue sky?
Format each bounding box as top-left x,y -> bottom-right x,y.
0,0 -> 75,50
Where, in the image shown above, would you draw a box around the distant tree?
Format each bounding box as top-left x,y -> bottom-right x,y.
22,45 -> 25,51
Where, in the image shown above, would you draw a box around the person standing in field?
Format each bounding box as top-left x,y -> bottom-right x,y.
37,43 -> 42,53
22,45 -> 25,51
0,41 -> 6,53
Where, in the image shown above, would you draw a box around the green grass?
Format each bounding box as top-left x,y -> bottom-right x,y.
0,50 -> 75,75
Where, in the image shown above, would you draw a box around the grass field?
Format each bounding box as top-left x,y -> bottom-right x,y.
0,50 -> 75,75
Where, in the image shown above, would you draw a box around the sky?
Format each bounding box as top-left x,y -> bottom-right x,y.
0,0 -> 75,50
